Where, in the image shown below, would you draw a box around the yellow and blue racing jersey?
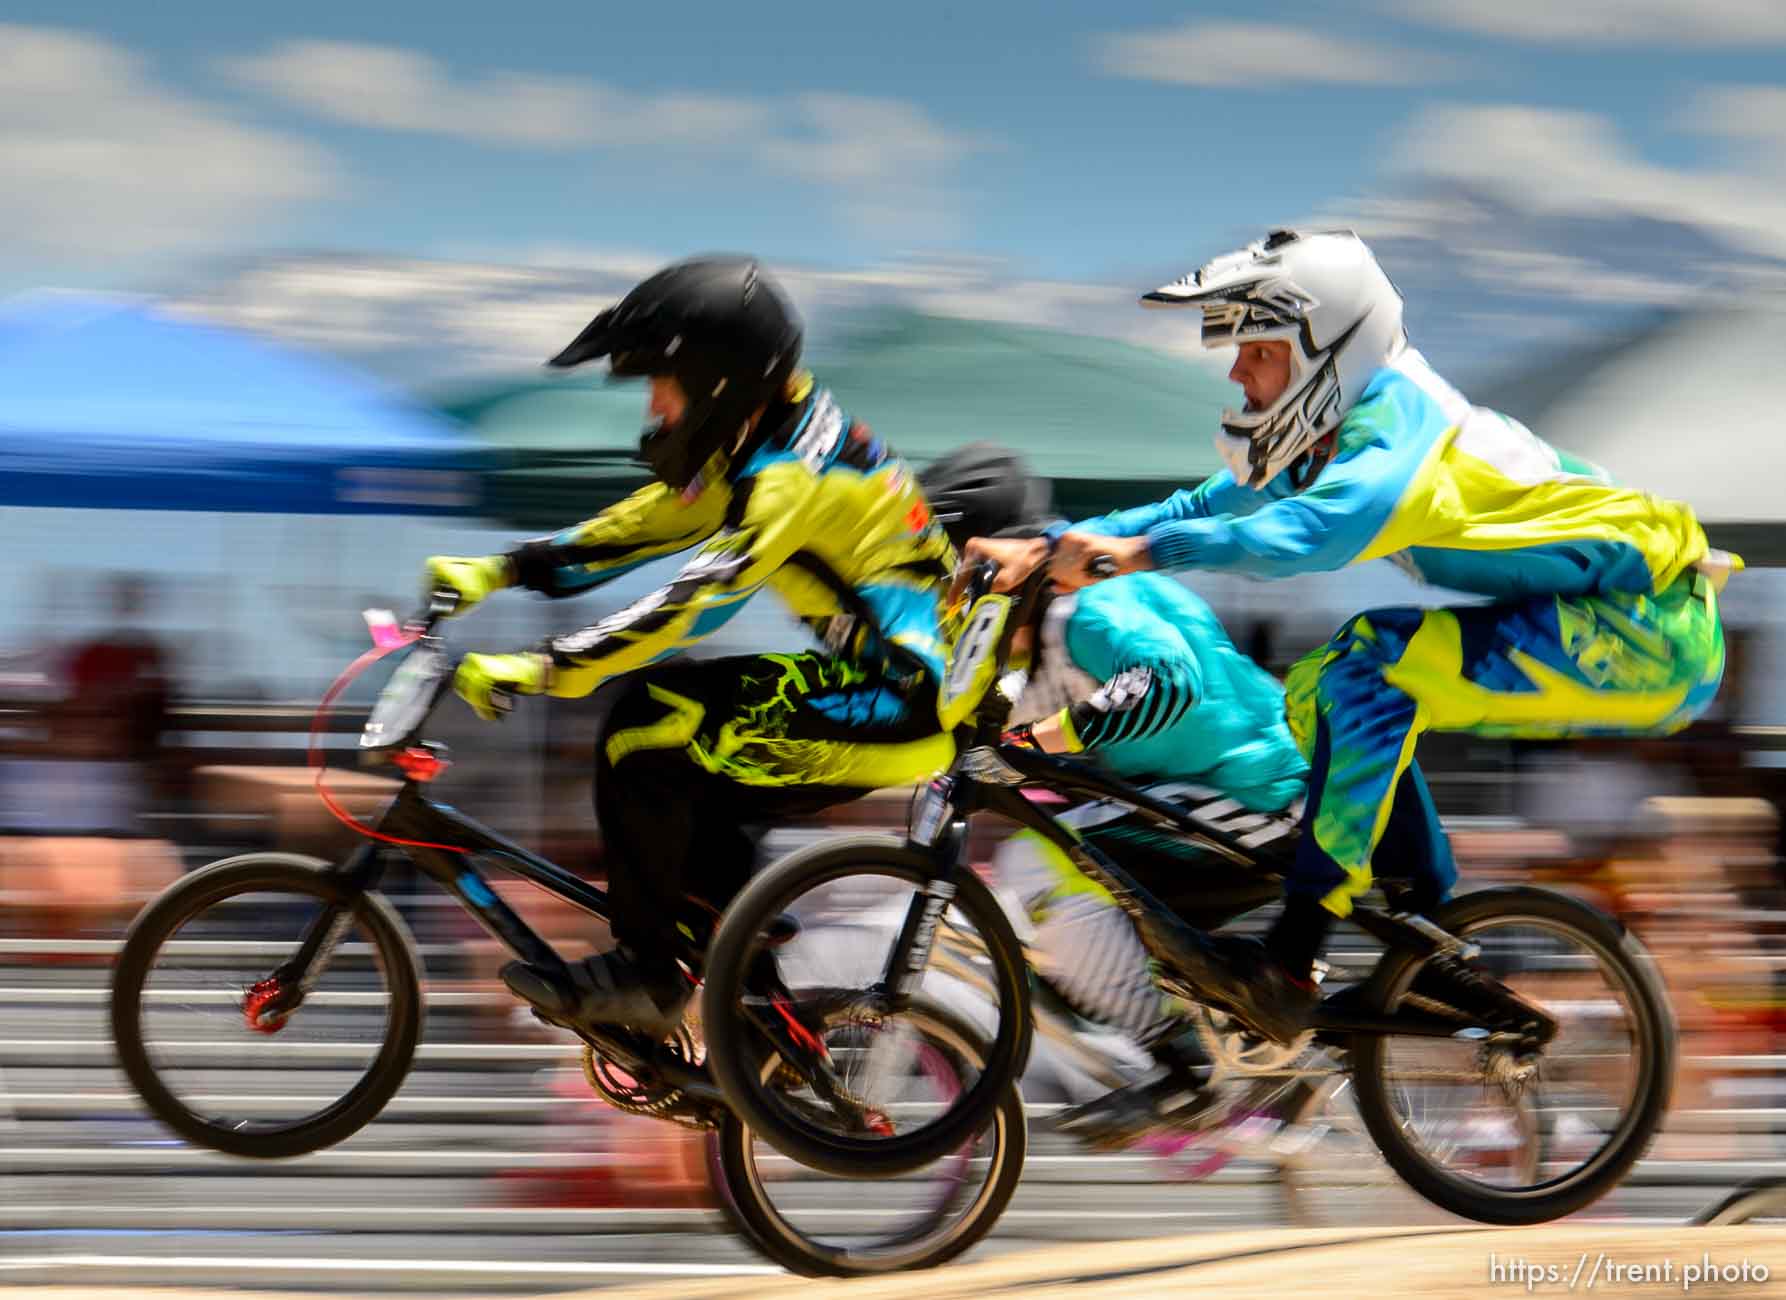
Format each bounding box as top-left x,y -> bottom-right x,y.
506,378 -> 958,709
1071,350 -> 1727,599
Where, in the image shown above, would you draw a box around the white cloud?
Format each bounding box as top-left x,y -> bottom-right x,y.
756,95 -> 995,241
221,41 -> 988,239
171,251 -> 1212,384
1461,247 -> 1697,305
220,40 -> 773,149
1387,0 -> 1786,46
1093,21 -> 1443,87
1389,103 -> 1786,259
1677,85 -> 1786,170
0,25 -> 337,262
761,95 -> 987,186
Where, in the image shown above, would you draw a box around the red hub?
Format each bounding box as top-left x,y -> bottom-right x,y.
243,977 -> 291,1034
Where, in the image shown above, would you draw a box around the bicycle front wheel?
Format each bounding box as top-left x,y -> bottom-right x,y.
702,836 -> 1031,1178
110,853 -> 423,1159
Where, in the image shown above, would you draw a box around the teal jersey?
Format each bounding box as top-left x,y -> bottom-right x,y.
1013,573 -> 1307,812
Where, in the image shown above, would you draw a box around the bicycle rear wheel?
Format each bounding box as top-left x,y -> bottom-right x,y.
710,997 -> 1025,1276
702,836 -> 1030,1178
1350,886 -> 1673,1225
110,853 -> 422,1158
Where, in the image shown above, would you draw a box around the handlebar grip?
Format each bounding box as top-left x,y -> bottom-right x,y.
963,558 -> 1001,605
405,587 -> 462,635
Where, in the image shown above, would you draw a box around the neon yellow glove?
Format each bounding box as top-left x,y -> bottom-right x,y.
423,555 -> 514,617
454,652 -> 551,722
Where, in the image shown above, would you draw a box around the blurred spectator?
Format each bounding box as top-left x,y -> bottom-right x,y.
0,573 -> 181,949
1515,738 -> 1693,865
59,573 -> 171,772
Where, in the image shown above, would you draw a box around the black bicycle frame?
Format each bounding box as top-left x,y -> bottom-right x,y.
375,785 -> 611,973
883,739 -> 1481,1042
302,778 -> 726,1105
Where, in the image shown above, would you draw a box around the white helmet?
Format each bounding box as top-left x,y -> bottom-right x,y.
1143,229 -> 1407,490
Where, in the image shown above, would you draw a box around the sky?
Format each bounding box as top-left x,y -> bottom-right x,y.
6,1 -> 1786,386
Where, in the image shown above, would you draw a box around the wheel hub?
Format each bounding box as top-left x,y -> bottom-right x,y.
242,977 -> 292,1034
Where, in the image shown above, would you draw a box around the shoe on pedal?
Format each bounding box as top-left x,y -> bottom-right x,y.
1055,1070 -> 1220,1153
501,946 -> 690,1040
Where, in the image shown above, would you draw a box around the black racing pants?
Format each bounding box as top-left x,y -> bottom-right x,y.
592,652 -> 951,955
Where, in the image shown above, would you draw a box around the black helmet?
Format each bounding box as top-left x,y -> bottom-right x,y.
917,442 -> 1056,550
548,255 -> 803,490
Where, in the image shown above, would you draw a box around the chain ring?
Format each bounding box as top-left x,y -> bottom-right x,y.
581,1024 -> 712,1130
1191,1003 -> 1315,1077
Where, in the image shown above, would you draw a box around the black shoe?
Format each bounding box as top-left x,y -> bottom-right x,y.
1141,917 -> 1317,1046
1054,1070 -> 1221,1152
501,947 -> 691,1040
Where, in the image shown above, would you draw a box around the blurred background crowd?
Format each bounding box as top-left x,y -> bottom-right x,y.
7,0 -> 1786,1281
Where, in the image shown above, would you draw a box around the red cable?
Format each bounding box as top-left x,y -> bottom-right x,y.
308,632 -> 467,854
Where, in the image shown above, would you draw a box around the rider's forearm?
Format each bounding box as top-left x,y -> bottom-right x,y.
540,568 -> 755,699
1045,488 -> 1205,545
543,477 -> 815,697
508,482 -> 726,598
1138,495 -> 1381,576
1044,472 -> 1245,546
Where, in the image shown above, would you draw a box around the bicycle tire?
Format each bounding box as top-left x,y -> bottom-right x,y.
110,853 -> 423,1159
709,996 -> 1026,1276
1350,885 -> 1674,1225
702,835 -> 1031,1177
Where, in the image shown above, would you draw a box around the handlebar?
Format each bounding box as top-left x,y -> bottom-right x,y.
960,559 -> 1002,608
404,587 -> 462,639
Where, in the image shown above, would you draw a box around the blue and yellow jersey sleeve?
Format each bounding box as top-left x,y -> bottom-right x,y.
1068,350 -> 1720,600
1054,427 -> 1422,579
541,461 -> 819,699
508,476 -> 729,597
1053,469 -> 1256,541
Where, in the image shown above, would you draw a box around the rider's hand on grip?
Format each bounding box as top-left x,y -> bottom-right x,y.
1048,533 -> 1148,591
946,536 -> 1048,608
453,652 -> 549,722
423,555 -> 514,618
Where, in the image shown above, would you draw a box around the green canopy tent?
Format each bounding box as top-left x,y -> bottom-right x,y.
433,309 -> 1232,531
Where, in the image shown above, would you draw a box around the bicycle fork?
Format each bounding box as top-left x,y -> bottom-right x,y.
246,843 -> 383,1033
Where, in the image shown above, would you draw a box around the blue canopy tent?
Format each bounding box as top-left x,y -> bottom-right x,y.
0,293 -> 491,514
0,294 -> 512,701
